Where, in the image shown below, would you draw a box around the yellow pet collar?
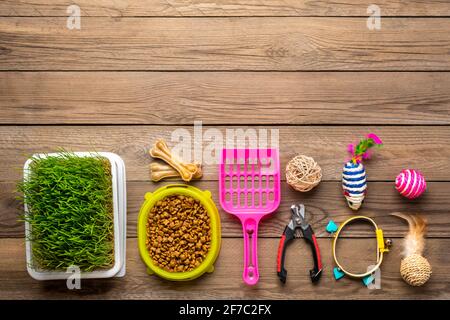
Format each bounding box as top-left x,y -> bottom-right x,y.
332,216 -> 392,279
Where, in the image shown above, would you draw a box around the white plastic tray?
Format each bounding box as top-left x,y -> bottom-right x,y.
24,152 -> 127,280
110,152 -> 127,277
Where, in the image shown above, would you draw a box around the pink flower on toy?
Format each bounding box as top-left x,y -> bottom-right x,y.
395,169 -> 427,200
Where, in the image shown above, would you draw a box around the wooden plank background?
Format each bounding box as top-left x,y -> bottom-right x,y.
2,18 -> 450,71
1,126 -> 448,181
0,0 -> 449,300
1,238 -> 449,299
2,72 -> 450,125
1,0 -> 450,17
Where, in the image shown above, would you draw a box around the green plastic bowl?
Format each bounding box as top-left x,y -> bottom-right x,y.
138,184 -> 221,281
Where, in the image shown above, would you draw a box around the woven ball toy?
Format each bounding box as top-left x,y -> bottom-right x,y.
286,155 -> 322,192
395,169 -> 426,200
392,213 -> 432,287
400,254 -> 432,287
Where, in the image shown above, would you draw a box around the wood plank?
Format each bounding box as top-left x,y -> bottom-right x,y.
1,1 -> 450,17
0,126 -> 449,181
0,238 -> 447,299
2,181 -> 449,238
2,71 -> 450,125
2,18 -> 450,71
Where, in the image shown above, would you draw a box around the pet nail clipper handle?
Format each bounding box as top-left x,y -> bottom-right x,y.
242,218 -> 260,285
276,226 -> 295,283
302,225 -> 323,282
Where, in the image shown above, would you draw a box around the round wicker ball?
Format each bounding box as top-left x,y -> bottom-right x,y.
286,155 -> 322,192
400,254 -> 432,286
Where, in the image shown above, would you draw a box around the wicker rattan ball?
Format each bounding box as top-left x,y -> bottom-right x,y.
286,155 -> 322,192
400,254 -> 432,286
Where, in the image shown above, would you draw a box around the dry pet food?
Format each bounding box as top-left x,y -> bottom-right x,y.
146,195 -> 211,272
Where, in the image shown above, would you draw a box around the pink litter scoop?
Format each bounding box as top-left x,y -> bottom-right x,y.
219,148 -> 281,285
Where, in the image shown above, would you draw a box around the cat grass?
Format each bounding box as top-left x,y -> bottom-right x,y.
18,152 -> 114,272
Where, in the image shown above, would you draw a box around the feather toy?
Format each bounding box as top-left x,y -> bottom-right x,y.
342,133 -> 382,210
391,213 -> 432,286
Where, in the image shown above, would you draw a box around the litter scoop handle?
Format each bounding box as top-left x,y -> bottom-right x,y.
242,217 -> 260,285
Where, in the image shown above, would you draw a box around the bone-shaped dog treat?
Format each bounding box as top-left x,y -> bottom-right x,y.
149,139 -> 199,182
150,162 -> 202,182
150,162 -> 180,181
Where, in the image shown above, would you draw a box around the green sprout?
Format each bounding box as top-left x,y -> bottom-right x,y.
18,152 -> 114,272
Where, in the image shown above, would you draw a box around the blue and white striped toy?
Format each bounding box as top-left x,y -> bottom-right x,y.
342,133 -> 383,211
342,161 -> 367,210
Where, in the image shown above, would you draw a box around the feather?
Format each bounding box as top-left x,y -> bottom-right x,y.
391,212 -> 427,257
347,143 -> 355,156
348,133 -> 383,163
367,133 -> 383,145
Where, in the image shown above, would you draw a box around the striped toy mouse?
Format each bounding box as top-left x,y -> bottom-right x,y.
342,133 -> 383,210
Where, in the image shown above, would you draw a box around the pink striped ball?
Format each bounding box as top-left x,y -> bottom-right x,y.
395,169 -> 427,199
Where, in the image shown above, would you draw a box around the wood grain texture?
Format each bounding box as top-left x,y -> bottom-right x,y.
0,126 -> 448,181
0,238 -> 448,299
2,71 -> 450,125
1,0 -> 450,17
2,18 -> 450,71
2,181 -> 450,239
1,0 -> 449,301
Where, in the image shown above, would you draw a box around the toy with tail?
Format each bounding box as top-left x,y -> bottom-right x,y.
391,213 -> 431,286
342,133 -> 383,210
